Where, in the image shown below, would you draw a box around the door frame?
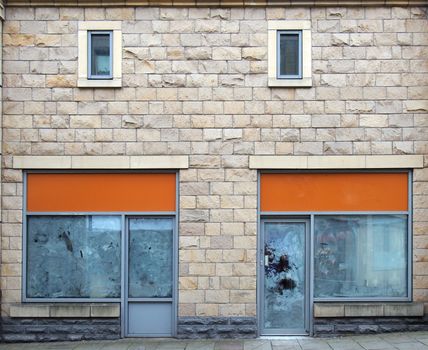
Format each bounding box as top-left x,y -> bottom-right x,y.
258,217 -> 311,336
121,214 -> 178,337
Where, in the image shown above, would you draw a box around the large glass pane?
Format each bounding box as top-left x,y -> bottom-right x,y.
90,32 -> 111,77
27,215 -> 121,298
314,215 -> 407,298
128,218 -> 173,298
264,222 -> 305,331
279,32 -> 300,77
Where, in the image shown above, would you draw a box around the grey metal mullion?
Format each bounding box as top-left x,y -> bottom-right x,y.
408,170 -> 413,301
25,298 -> 121,303
22,172 -> 28,302
26,169 -> 178,175
87,31 -> 91,79
173,173 -> 179,337
124,215 -> 129,336
109,31 -> 113,78
128,298 -> 173,302
305,218 -> 310,334
261,211 -> 410,216
309,214 -> 315,336
314,297 -> 411,302
256,171 -> 261,337
26,211 -> 177,216
261,330 -> 308,336
260,219 -> 266,335
120,214 -> 126,338
259,169 -> 411,175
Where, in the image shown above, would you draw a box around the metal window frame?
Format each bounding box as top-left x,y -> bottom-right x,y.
22,169 -> 179,339
88,30 -> 113,80
257,170 -> 413,336
123,214 -> 177,338
276,30 -> 302,80
23,212 -> 123,303
259,217 -> 311,336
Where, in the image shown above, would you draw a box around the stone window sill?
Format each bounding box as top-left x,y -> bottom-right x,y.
77,78 -> 122,88
314,302 -> 424,318
268,77 -> 312,88
10,303 -> 120,318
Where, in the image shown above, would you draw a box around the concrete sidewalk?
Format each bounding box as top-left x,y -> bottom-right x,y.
1,332 -> 428,350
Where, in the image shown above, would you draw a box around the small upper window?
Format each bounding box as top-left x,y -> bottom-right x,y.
277,31 -> 302,79
78,21 -> 122,88
268,20 -> 312,87
88,31 -> 113,79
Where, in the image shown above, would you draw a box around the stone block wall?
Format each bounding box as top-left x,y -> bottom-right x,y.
314,315 -> 428,336
1,317 -> 121,342
0,5 -> 427,326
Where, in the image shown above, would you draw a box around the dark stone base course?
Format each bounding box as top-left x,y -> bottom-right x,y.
314,315 -> 428,337
1,317 -> 121,343
177,317 -> 257,339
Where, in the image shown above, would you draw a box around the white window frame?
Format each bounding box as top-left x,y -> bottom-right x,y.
78,21 -> 122,88
268,20 -> 312,88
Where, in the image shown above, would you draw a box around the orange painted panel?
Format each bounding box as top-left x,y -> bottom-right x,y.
27,173 -> 176,212
261,173 -> 408,212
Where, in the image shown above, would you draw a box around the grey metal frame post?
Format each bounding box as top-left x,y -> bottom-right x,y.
123,214 -> 177,338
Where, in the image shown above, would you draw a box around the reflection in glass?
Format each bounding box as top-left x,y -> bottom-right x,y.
90,32 -> 111,77
264,222 -> 305,330
279,33 -> 300,77
27,215 -> 121,298
128,218 -> 173,298
314,215 -> 407,298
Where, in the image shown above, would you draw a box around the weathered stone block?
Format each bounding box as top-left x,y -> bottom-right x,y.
10,305 -> 49,318
345,304 -> 384,317
90,305 -> 120,318
50,305 -> 90,318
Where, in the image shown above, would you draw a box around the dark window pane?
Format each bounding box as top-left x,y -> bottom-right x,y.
27,215 -> 121,298
90,33 -> 111,77
128,218 -> 173,298
279,33 -> 300,77
314,215 -> 407,298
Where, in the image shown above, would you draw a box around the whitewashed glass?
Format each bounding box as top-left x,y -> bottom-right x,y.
314,215 -> 407,298
27,215 -> 121,298
264,222 -> 305,330
128,218 -> 173,298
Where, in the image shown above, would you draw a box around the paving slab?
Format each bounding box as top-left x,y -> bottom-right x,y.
1,332 -> 428,350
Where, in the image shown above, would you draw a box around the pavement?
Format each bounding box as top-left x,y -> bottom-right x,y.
1,332 -> 428,350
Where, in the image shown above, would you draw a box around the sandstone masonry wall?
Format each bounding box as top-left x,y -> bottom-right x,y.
1,6 -> 427,318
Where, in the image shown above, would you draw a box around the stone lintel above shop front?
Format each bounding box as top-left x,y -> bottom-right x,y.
249,155 -> 425,169
314,302 -> 425,318
12,155 -> 189,170
10,304 -> 120,318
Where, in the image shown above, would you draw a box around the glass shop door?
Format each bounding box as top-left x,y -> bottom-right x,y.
125,216 -> 175,337
260,219 -> 310,335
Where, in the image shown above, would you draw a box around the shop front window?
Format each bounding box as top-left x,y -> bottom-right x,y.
26,215 -> 121,299
314,215 -> 408,299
